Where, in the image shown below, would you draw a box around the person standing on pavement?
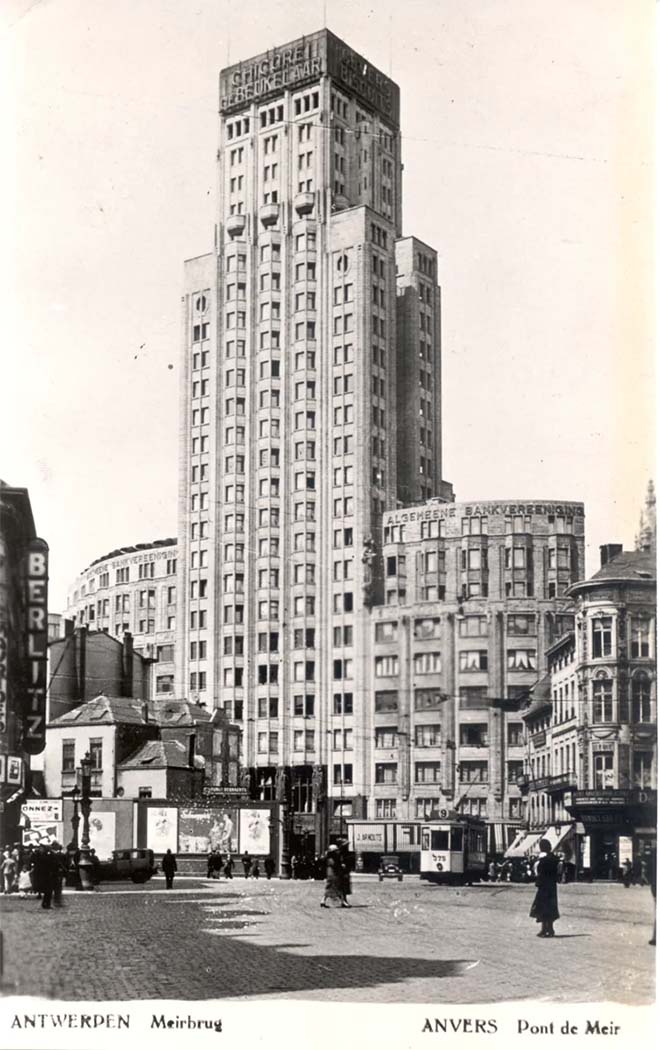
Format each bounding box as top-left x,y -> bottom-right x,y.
51,842 -> 67,907
529,839 -> 561,938
32,844 -> 56,909
224,854 -> 234,879
320,845 -> 346,908
250,856 -> 261,879
337,839 -> 352,907
242,851 -> 251,878
645,845 -> 656,946
161,848 -> 178,889
264,855 -> 275,879
2,848 -> 18,894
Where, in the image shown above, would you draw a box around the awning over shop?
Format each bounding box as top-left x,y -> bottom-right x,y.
504,832 -> 542,859
542,823 -> 577,854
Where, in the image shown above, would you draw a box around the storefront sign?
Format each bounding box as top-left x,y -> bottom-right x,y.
575,791 -> 628,807
351,824 -> 386,851
221,38 -> 323,112
23,538 -> 49,755
21,799 -> 62,822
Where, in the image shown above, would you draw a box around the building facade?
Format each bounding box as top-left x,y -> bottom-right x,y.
516,544 -> 657,876
366,498 -> 585,849
175,30 -> 453,848
65,539 -> 178,697
0,482 -> 49,845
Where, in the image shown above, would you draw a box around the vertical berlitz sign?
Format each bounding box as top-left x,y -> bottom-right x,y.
23,538 -> 49,755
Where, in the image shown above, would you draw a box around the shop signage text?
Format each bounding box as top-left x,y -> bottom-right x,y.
23,539 -> 49,755
384,502 -> 584,527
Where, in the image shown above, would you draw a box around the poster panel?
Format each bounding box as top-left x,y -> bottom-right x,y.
21,799 -> 62,822
179,808 -> 238,854
88,811 -> 116,859
22,822 -> 64,847
146,806 -> 178,853
239,808 -> 271,855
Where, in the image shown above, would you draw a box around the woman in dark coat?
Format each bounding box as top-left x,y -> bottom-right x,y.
530,839 -> 560,937
320,845 -> 347,908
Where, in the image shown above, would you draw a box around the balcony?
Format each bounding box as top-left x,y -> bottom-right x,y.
226,213 -> 246,238
259,203 -> 279,228
294,192 -> 315,217
531,730 -> 546,748
544,771 -> 577,794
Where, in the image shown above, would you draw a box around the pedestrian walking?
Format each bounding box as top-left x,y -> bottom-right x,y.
224,855 -> 234,879
621,858 -> 632,888
337,839 -> 352,906
2,849 -> 18,894
51,842 -> 67,907
264,855 -> 275,880
161,848 -> 178,889
645,845 -> 656,946
32,844 -> 57,909
18,861 -> 33,898
250,857 -> 260,879
242,851 -> 251,878
487,859 -> 497,882
320,845 -> 347,908
529,838 -> 561,938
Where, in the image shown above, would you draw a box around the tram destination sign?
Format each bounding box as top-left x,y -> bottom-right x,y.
23,538 -> 49,755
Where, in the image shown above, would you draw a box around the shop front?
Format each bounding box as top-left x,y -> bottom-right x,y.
565,788 -> 657,879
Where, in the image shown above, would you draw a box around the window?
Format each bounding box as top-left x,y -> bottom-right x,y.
414,617 -> 441,639
507,649 -> 537,671
138,787 -> 153,799
633,750 -> 654,789
507,760 -> 524,784
375,727 -> 398,749
592,617 -> 613,658
507,614 -> 536,636
413,652 -> 442,674
593,751 -> 614,790
62,739 -> 75,773
507,722 -> 524,747
374,621 -> 397,643
631,675 -> 652,722
459,650 -> 488,672
415,762 -> 441,784
416,798 -> 441,819
459,761 -> 488,784
459,723 -> 488,747
630,616 -> 651,658
415,724 -> 441,747
89,739 -> 103,771
375,763 -> 397,784
458,616 -> 487,637
375,799 -> 397,819
374,690 -> 398,712
375,655 -> 399,676
592,679 -> 613,723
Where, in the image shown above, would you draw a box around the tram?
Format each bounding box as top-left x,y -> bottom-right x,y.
419,810 -> 487,884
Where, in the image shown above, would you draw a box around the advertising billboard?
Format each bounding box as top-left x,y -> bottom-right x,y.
239,808 -> 271,855
179,807 -> 238,854
146,806 -> 178,853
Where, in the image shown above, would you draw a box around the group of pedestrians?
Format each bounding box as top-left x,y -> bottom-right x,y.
2,842 -> 68,909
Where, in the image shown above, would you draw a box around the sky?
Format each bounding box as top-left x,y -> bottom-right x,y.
1,0 -> 655,612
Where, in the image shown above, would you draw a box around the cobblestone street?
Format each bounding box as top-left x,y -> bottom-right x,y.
0,876 -> 655,1003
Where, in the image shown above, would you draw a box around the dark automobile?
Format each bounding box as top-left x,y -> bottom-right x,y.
378,854 -> 404,881
98,848 -> 156,883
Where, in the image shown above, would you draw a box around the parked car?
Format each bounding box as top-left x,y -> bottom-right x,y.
98,848 -> 156,883
378,854 -> 404,881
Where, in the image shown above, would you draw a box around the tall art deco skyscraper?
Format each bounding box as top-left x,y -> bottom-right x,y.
176,30 -> 452,832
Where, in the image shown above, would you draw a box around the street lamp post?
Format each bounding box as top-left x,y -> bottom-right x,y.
65,785 -> 81,887
77,752 -> 94,891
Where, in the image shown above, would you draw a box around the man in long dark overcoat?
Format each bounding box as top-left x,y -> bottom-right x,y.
529,838 -> 560,937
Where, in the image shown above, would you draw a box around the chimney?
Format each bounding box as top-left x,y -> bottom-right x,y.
122,632 -> 134,697
600,543 -> 623,566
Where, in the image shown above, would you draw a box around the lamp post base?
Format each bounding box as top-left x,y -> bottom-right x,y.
77,855 -> 95,892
